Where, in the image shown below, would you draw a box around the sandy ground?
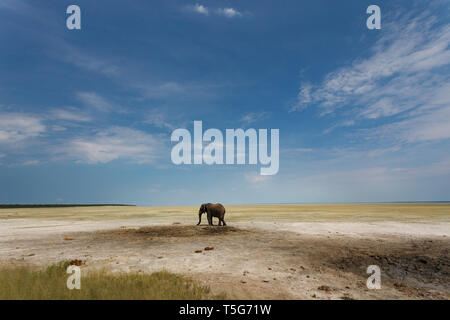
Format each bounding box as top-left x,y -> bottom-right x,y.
0,204 -> 449,300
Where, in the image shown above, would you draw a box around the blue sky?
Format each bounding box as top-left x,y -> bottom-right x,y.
1,0 -> 449,205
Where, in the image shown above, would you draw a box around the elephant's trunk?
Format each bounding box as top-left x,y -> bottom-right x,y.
197,213 -> 202,225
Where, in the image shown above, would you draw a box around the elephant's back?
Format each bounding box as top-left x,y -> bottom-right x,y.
213,203 -> 225,212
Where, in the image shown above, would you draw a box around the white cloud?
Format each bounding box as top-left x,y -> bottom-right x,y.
188,4 -> 209,15
20,159 -> 40,166
377,105 -> 450,143
291,9 -> 450,144
323,120 -> 355,134
0,113 -> 45,145
77,92 -> 115,112
51,125 -> 67,132
185,5 -> 245,18
293,10 -> 450,118
58,44 -> 120,78
135,81 -> 217,103
216,8 -> 242,18
50,107 -> 91,122
145,111 -> 176,130
240,112 -> 270,124
291,83 -> 312,111
57,127 -> 165,164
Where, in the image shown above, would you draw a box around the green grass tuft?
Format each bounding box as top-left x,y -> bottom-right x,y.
0,262 -> 225,300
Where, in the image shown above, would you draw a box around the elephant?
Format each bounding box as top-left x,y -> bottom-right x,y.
197,203 -> 226,226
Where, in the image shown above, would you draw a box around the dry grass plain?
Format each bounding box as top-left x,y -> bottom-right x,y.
0,203 -> 449,300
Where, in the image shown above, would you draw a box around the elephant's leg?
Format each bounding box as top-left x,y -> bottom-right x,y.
218,218 -> 222,226
220,214 -> 226,226
207,213 -> 213,226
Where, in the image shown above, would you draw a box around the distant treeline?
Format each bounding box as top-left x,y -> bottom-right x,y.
0,204 -> 136,209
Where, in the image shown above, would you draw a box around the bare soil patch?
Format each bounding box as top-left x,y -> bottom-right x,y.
3,224 -> 448,299
326,238 -> 450,295
96,225 -> 246,239
1,204 -> 449,300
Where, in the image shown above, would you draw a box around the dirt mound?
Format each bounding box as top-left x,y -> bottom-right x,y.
135,225 -> 243,237
93,225 -> 247,242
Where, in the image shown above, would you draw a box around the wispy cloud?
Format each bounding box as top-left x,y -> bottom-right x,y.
291,9 -> 450,145
0,113 -> 45,145
57,43 -> 120,78
51,125 -> 67,132
50,107 -> 92,122
55,127 -> 165,164
292,11 -> 450,115
323,120 -> 355,134
375,104 -> 450,143
144,111 -> 176,131
185,4 -> 244,18
187,3 -> 209,15
240,112 -> 270,124
291,84 -> 312,111
135,81 -> 218,102
77,92 -> 116,112
19,159 -> 40,166
216,8 -> 243,18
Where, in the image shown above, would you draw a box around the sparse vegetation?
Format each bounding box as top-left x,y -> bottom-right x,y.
1,203 -> 449,222
0,262 -> 225,300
